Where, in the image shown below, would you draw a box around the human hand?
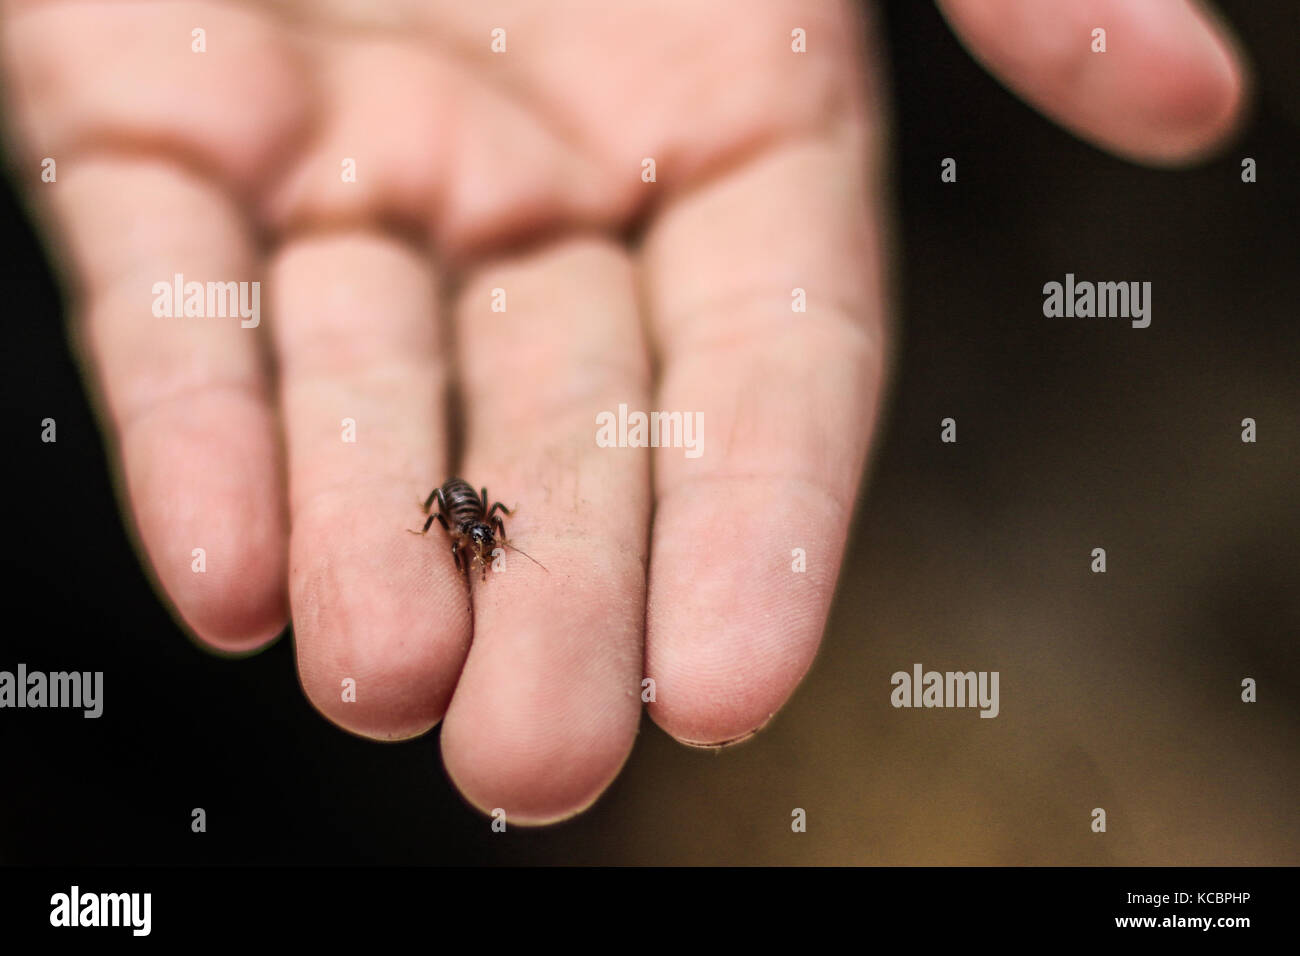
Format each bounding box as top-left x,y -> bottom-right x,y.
1,0 -> 1245,823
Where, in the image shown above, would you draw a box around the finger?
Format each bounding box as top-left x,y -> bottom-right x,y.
640,123 -> 887,746
41,158 -> 288,652
440,237 -> 650,824
0,0 -> 308,193
937,0 -> 1249,164
269,232 -> 463,740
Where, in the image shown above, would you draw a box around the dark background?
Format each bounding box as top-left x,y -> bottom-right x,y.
1,0 -> 1296,864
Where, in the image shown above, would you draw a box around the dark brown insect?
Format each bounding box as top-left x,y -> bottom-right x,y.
409,478 -> 545,580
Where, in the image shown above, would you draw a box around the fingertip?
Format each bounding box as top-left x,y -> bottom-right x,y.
643,478 -> 840,750
438,596 -> 643,824
150,507 -> 289,655
123,396 -> 291,655
1138,15 -> 1251,165
937,0 -> 1254,166
294,626 -> 452,743
176,565 -> 289,657
645,654 -> 797,749
296,664 -> 444,743
288,496 -> 469,741
440,702 -> 638,826
656,711 -> 777,751
644,607 -> 817,750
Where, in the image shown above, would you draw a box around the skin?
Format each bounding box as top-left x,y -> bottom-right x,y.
0,0 -> 1246,824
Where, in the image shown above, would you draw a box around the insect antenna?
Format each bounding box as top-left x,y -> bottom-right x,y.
503,540 -> 549,573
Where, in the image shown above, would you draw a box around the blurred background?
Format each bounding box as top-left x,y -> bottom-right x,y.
1,0 -> 1296,864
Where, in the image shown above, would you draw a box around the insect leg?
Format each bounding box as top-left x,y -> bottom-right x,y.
451,541 -> 464,574
480,487 -> 489,512
486,501 -> 511,519
407,511 -> 450,535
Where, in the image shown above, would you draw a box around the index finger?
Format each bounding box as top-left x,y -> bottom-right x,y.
640,115 -> 888,746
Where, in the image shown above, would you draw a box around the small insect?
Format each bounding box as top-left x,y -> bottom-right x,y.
409,477 -> 546,580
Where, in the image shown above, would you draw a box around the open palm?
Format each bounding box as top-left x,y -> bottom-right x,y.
2,0 -> 1244,822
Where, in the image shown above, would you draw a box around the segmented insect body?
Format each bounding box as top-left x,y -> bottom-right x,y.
439,478 -> 491,531
410,478 -> 544,580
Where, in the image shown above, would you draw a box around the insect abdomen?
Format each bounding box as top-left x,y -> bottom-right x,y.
441,478 -> 483,526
